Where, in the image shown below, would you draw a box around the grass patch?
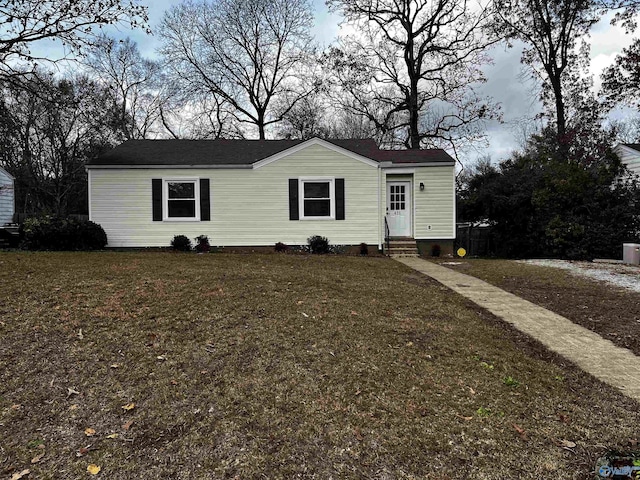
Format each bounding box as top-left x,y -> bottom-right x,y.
0,252 -> 639,478
437,259 -> 640,357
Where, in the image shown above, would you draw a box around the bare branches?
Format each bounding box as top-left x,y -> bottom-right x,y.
601,37 -> 640,111
494,0 -> 636,138
326,0 -> 500,149
84,35 -> 168,140
0,0 -> 148,82
159,0 -> 317,139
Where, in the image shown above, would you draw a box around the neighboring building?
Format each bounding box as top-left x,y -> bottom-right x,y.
86,137 -> 456,254
0,167 -> 15,225
614,143 -> 640,176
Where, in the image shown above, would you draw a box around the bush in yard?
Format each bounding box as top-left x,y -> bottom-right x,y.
458,125 -> 640,259
21,216 -> 107,251
359,242 -> 369,256
194,235 -> 210,253
275,242 -> 289,252
171,235 -> 192,252
329,244 -> 347,254
431,244 -> 441,257
307,235 -> 330,254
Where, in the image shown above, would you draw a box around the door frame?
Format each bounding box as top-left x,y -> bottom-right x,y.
385,180 -> 413,238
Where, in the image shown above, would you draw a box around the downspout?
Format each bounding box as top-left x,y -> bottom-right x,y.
86,167 -> 92,222
378,165 -> 382,250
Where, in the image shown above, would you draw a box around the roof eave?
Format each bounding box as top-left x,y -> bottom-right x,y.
381,161 -> 455,168
85,164 -> 254,170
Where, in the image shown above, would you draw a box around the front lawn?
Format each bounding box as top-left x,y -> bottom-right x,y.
1,252 -> 638,479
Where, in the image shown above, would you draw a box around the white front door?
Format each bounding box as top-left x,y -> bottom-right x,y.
386,181 -> 412,237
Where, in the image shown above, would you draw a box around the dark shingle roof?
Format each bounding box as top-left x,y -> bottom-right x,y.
89,138 -> 454,166
622,144 -> 640,153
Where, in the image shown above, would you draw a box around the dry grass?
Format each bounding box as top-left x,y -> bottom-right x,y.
437,259 -> 640,356
1,252 -> 639,479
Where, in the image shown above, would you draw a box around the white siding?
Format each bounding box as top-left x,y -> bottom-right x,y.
382,166 -> 455,240
413,166 -> 455,239
0,168 -> 14,225
90,144 -> 381,247
616,145 -> 640,176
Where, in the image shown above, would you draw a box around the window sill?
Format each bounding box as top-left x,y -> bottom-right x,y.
162,217 -> 201,222
299,216 -> 336,221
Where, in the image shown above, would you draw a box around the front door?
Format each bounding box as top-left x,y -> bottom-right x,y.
386,181 -> 412,237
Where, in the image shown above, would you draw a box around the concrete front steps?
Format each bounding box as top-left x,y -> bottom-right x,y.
387,239 -> 419,257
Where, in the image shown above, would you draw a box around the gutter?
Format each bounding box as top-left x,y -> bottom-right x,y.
85,164 -> 254,171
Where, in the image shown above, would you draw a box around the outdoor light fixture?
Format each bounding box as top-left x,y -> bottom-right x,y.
419,182 -> 425,191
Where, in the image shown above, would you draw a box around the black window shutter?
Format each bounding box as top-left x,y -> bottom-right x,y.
152,179 -> 162,221
200,178 -> 210,221
335,178 -> 345,220
289,179 -> 299,220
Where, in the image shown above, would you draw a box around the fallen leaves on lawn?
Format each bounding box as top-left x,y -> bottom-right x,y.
30,451 -> 45,464
10,469 -> 30,480
77,446 -> 90,457
122,420 -> 134,431
121,403 -> 135,411
512,424 -> 527,440
106,433 -> 119,439
67,387 -> 80,397
84,427 -> 96,436
110,363 -> 121,369
560,439 -> 576,448
87,464 -> 101,475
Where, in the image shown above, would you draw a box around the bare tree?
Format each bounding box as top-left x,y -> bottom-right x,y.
601,37 -> 640,112
494,0 -> 595,139
159,0 -> 318,139
608,115 -> 640,143
1,72 -> 123,215
275,95 -> 330,139
326,0 -> 500,150
495,0 -> 640,140
85,35 -> 167,139
0,0 -> 148,83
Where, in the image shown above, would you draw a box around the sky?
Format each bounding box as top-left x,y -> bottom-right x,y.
37,0 -> 639,168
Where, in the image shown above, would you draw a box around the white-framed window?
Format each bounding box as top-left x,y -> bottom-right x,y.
163,179 -> 200,221
299,177 -> 335,219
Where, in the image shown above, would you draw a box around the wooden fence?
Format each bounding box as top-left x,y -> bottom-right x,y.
455,223 -> 495,257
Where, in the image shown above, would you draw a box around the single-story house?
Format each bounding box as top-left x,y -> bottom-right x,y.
86,137 -> 456,254
614,143 -> 640,176
0,166 -> 15,225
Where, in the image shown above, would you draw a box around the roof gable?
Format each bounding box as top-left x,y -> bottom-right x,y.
252,138 -> 380,169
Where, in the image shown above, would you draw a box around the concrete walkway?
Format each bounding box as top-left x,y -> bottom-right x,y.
396,257 -> 640,402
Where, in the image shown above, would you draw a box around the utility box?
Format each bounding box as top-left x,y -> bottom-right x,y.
623,243 -> 640,265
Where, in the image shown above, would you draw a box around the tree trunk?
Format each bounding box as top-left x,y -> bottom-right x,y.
549,73 -> 566,140
257,110 -> 266,140
408,80 -> 421,149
